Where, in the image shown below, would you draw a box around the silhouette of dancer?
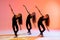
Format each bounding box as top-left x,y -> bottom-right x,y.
17,13 -> 22,30
12,15 -> 18,37
38,16 -> 45,37
23,5 -> 32,35
9,4 -> 18,37
35,6 -> 49,37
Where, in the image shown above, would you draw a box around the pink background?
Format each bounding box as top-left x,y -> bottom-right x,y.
0,0 -> 60,32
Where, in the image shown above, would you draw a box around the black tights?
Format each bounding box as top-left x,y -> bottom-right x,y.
38,23 -> 45,34
12,24 -> 18,37
26,22 -> 32,33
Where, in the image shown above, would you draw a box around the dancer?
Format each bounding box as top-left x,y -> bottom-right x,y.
23,5 -> 32,35
9,4 -> 18,37
36,6 -> 49,37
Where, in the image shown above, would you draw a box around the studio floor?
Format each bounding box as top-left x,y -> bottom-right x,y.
0,30 -> 60,40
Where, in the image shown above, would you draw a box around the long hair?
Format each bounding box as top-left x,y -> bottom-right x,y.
45,14 -> 50,26
18,14 -> 22,25
32,12 -> 36,23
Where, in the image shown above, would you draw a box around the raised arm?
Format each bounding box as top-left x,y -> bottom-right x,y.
23,5 -> 30,14
9,4 -> 15,15
35,6 -> 43,16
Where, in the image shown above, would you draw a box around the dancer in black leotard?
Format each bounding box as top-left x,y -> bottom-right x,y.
23,5 -> 32,35
36,6 -> 50,37
9,4 -> 18,37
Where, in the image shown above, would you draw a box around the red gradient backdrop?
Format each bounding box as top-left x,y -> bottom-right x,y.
0,0 -> 60,32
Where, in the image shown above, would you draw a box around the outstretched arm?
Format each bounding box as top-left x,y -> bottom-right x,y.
23,5 -> 30,14
35,6 -> 43,16
9,4 -> 15,15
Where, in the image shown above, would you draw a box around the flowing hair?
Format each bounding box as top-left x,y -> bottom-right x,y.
45,14 -> 50,26
18,14 -> 22,25
32,12 -> 36,23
